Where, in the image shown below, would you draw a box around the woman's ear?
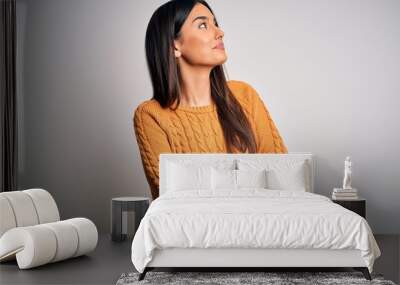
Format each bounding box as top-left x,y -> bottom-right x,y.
174,49 -> 181,58
173,40 -> 182,58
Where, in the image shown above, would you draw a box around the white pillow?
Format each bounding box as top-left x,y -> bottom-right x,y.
237,159 -> 309,191
167,162 -> 212,191
211,168 -> 237,190
211,168 -> 268,190
266,162 -> 307,191
237,169 -> 268,188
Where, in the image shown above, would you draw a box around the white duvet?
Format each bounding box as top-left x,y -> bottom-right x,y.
131,189 -> 381,273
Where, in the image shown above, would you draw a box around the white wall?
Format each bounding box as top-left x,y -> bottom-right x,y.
17,0 -> 400,233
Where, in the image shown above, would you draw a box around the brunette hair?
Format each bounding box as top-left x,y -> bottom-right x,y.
144,0 -> 257,153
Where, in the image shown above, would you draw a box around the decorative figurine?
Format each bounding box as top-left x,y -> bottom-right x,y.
342,156 -> 352,190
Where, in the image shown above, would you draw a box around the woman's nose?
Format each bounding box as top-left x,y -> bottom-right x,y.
216,26 -> 224,39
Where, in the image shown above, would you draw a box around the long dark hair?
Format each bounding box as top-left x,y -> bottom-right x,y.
145,0 -> 257,153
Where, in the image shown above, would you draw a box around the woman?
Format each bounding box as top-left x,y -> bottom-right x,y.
134,0 -> 288,200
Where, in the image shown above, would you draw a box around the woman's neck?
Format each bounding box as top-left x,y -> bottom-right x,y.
178,64 -> 212,107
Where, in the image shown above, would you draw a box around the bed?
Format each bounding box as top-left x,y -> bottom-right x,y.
131,153 -> 381,281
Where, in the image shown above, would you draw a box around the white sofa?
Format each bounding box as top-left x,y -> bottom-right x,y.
0,188 -> 98,269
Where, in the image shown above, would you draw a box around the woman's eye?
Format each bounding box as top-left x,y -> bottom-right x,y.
199,22 -> 218,29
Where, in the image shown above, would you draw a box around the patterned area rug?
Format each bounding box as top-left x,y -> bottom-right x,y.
116,271 -> 396,285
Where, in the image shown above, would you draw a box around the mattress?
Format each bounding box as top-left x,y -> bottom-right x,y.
131,189 -> 381,273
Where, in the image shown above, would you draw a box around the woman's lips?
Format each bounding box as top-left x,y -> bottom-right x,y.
215,43 -> 225,50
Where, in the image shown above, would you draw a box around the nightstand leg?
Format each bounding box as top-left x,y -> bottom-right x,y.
111,202 -> 123,241
134,201 -> 149,232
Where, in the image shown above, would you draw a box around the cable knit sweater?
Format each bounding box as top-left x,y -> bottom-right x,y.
133,80 -> 288,199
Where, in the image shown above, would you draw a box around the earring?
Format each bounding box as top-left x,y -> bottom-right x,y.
175,50 -> 181,58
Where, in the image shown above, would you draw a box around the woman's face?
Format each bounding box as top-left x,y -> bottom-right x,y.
174,3 -> 227,67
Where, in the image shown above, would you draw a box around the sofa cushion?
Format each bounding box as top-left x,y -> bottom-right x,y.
0,218 -> 97,269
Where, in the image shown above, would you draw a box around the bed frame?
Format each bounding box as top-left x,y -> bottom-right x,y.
138,153 -> 372,281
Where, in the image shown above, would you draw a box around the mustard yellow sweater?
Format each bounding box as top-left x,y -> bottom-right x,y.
133,80 -> 288,199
